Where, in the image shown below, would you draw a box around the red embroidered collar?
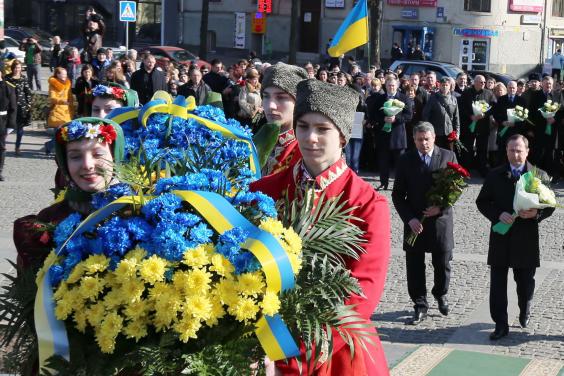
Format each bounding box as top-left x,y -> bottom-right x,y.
278,129 -> 296,147
294,157 -> 348,192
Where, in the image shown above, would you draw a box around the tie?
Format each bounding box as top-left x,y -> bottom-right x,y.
509,95 -> 514,103
421,154 -> 429,166
512,168 -> 521,178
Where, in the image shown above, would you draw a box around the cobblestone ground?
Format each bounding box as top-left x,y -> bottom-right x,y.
1,128 -> 563,363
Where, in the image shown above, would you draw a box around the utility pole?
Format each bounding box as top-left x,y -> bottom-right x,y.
289,0 -> 299,64
368,0 -> 383,68
199,0 -> 210,60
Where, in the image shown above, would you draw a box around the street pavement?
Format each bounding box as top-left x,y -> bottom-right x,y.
1,127 -> 563,372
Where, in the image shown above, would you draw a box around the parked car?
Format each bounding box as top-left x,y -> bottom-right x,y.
4,36 -> 26,62
5,26 -> 56,66
146,46 -> 210,71
467,71 -> 516,86
388,60 -> 465,80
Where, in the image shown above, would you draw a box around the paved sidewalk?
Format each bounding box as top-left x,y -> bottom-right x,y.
1,127 -> 563,374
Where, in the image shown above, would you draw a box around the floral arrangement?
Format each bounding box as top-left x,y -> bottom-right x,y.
492,168 -> 561,235
538,100 -> 561,136
469,100 -> 491,133
56,120 -> 117,145
406,162 -> 470,246
1,95 -> 372,375
447,131 -> 467,155
380,98 -> 405,132
499,106 -> 532,138
92,84 -> 127,101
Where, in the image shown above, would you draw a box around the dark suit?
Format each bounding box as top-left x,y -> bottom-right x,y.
459,87 -> 496,175
0,81 -> 16,178
371,91 -> 413,186
392,147 -> 457,308
476,163 -> 554,329
528,90 -> 564,176
130,68 -> 168,105
422,92 -> 460,148
491,94 -> 530,152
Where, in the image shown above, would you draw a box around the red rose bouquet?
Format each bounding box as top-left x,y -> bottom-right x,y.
447,131 -> 467,155
406,162 -> 470,246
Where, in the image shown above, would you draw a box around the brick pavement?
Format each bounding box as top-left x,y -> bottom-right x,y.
1,128 -> 563,368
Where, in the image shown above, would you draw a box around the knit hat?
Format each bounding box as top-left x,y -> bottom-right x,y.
261,62 -> 308,99
294,79 -> 359,143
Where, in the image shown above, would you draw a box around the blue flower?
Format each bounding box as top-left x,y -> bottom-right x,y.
97,217 -> 132,257
141,193 -> 182,220
189,222 -> 213,244
54,213 -> 83,247
48,264 -> 64,286
127,217 -> 153,241
67,120 -> 87,140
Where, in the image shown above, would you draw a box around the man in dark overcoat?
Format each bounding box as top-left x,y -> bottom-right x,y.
371,76 -> 413,190
130,54 -> 168,105
459,74 -> 496,177
392,122 -> 457,324
476,134 -> 554,340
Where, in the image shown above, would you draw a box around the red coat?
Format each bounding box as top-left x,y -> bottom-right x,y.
250,158 -> 391,376
264,129 -> 302,176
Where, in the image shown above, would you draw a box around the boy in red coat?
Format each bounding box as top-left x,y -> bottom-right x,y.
251,79 -> 391,375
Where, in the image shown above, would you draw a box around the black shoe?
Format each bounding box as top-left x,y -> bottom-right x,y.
0,174 -> 4,182
519,303 -> 531,328
407,307 -> 427,325
437,296 -> 449,316
376,184 -> 388,191
489,326 -> 509,340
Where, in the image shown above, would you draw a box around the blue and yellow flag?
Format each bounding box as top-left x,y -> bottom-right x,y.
328,0 -> 369,57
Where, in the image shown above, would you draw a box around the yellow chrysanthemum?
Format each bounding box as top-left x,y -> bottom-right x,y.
102,289 -> 124,309
95,332 -> 116,354
184,295 -> 212,321
53,282 -> 69,301
236,272 -> 265,297
82,254 -> 110,275
148,281 -> 170,300
283,228 -> 302,255
87,301 -> 106,327
182,245 -> 210,268
185,268 -> 212,295
209,253 -> 235,277
66,265 -> 84,284
229,296 -> 259,322
259,218 -> 285,237
114,258 -> 138,283
139,255 -> 167,285
125,246 -> 147,262
120,278 -> 146,303
73,310 -> 88,333
123,299 -> 150,320
100,311 -> 124,337
123,319 -> 148,342
205,296 -> 226,327
261,291 -> 281,316
78,276 -> 105,301
288,253 -> 302,274
153,293 -> 182,330
54,298 -> 74,320
172,271 -> 190,295
214,278 -> 238,306
174,317 -> 202,343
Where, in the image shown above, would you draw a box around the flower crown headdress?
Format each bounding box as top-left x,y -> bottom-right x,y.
56,119 -> 118,145
92,84 -> 127,101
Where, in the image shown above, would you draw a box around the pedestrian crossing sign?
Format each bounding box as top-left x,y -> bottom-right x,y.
119,1 -> 136,22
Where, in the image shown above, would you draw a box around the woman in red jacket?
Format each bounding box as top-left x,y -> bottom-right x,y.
251,79 -> 391,376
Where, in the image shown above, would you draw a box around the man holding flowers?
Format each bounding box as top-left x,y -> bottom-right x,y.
476,134 -> 555,340
392,122 -> 458,325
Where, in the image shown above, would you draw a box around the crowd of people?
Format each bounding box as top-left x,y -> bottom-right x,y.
0,23 -> 562,372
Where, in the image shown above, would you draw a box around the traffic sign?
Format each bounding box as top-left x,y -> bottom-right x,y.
119,1 -> 136,22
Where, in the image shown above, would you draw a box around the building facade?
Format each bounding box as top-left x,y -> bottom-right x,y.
182,0 -> 564,77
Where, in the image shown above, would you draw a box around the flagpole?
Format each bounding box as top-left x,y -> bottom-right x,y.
366,0 -> 371,71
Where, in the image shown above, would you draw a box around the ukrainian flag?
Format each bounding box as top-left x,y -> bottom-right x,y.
328,0 -> 369,57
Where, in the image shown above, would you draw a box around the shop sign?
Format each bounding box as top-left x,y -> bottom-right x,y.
551,29 -> 564,37
401,8 -> 419,19
453,28 -> 499,38
436,7 -> 444,17
521,14 -> 541,24
234,12 -> 246,49
251,12 -> 266,34
509,0 -> 543,13
325,0 -> 345,7
257,0 -> 272,14
387,0 -> 437,7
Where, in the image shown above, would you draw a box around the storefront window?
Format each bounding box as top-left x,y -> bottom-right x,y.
137,0 -> 162,42
553,0 -> 564,17
464,0 -> 491,12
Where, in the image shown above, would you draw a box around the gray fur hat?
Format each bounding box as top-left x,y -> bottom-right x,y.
294,79 -> 359,143
261,62 -> 308,99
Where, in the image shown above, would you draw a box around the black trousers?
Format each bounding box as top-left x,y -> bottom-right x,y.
461,131 -> 489,175
406,249 -> 452,309
378,148 -> 403,186
0,117 -> 7,174
489,266 -> 536,329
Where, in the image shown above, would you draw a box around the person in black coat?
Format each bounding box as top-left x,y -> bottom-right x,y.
130,54 -> 168,105
392,122 -> 457,324
491,81 -> 529,163
371,76 -> 413,190
391,43 -> 403,62
527,76 -> 564,178
0,71 -> 17,181
459,74 -> 496,177
476,134 -> 554,340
